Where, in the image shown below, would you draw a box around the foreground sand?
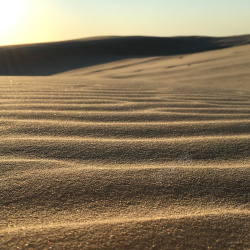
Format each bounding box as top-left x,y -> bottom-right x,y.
1,44 -> 250,249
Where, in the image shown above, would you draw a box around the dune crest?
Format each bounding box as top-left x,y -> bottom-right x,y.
0,34 -> 250,75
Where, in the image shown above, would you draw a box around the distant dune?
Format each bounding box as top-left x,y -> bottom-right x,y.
1,37 -> 250,249
0,35 -> 250,75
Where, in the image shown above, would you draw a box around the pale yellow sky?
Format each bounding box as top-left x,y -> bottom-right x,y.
1,0 -> 250,46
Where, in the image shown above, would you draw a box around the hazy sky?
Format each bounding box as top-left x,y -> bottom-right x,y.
1,0 -> 250,46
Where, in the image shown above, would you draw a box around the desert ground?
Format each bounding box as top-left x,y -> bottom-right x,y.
0,36 -> 250,249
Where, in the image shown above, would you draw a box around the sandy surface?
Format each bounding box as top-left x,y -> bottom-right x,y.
0,40 -> 250,249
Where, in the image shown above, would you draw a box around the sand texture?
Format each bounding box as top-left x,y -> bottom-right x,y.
0,37 -> 250,249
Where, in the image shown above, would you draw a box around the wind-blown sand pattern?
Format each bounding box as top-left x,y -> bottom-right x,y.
1,37 -> 250,249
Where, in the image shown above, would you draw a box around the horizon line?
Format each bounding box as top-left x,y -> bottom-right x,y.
1,33 -> 250,48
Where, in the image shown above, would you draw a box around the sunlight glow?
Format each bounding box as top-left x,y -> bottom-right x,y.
0,0 -> 250,46
0,0 -> 27,35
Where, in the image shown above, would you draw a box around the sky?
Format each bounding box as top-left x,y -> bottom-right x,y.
0,0 -> 250,46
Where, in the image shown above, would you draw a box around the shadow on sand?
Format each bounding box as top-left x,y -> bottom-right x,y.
1,35 -> 250,76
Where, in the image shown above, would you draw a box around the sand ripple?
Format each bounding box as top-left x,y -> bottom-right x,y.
1,45 -> 250,249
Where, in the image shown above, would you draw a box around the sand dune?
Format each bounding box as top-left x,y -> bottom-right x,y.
0,35 -> 250,75
1,37 -> 250,249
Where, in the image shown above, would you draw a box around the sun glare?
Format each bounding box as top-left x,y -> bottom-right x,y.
0,0 -> 26,35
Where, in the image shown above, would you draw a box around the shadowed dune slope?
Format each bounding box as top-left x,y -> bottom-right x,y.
0,35 -> 250,75
0,43 -> 250,249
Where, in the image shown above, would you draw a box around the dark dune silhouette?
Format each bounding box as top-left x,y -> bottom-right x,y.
0,35 -> 250,75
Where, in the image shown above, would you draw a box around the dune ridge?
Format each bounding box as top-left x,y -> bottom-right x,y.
0,40 -> 250,249
1,34 -> 250,75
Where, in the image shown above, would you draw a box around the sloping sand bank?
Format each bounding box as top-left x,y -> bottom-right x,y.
1,35 -> 250,75
0,39 -> 250,249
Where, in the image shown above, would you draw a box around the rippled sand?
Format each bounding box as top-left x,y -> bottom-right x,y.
1,43 -> 250,249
